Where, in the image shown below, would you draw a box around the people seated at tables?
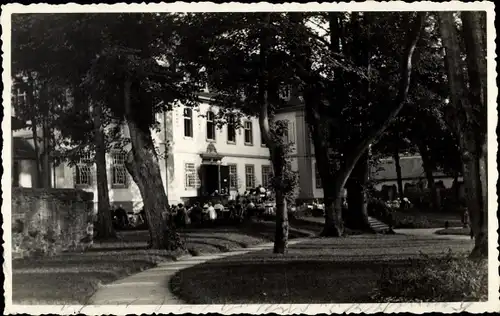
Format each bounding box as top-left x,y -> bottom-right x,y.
203,202 -> 217,222
189,202 -> 203,224
214,200 -> 224,211
175,203 -> 190,228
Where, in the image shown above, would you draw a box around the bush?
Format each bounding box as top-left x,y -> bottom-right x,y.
371,251 -> 488,302
392,214 -> 432,229
163,224 -> 186,251
368,199 -> 394,224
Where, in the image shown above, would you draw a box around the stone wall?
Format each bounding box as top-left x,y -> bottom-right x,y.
12,188 -> 94,258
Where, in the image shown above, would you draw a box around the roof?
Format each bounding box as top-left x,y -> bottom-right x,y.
372,156 -> 448,181
195,87 -> 305,114
13,137 -> 36,160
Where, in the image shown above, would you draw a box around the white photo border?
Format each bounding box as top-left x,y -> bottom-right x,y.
2,2 -> 497,314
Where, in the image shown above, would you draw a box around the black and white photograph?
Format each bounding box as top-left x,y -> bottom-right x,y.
2,2 -> 497,314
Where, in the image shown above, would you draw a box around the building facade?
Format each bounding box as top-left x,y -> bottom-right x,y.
12,93 -> 457,212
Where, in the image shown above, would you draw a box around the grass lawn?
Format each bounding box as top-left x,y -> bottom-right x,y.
435,227 -> 471,236
12,221 -> 304,304
392,209 -> 463,229
170,235 -> 475,304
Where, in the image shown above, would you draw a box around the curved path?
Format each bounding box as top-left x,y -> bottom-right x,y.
89,227 -> 471,305
394,227 -> 472,240
88,238 -> 310,305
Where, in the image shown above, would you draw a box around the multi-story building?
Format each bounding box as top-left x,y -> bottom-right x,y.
12,90 -> 457,213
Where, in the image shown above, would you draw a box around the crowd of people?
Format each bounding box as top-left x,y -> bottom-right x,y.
110,185 -> 277,230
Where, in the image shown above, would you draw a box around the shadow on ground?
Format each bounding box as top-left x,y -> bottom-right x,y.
170,235 -> 474,304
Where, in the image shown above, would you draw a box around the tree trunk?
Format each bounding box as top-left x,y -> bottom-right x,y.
347,151 -> 373,231
418,142 -> 440,211
123,79 -> 180,250
273,172 -> 289,254
92,101 -> 115,240
41,118 -> 51,188
259,13 -> 289,254
439,12 -> 487,258
393,148 -> 404,198
461,12 -> 488,258
315,12 -> 426,237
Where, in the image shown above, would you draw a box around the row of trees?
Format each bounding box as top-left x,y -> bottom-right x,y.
11,11 -> 487,257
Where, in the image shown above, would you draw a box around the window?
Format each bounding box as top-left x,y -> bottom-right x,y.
262,165 -> 272,187
185,163 -> 197,189
111,151 -> 128,187
315,163 -> 322,189
227,115 -> 236,143
244,121 -> 253,145
74,152 -> 93,187
206,111 -> 216,141
184,108 -> 193,137
13,87 -> 27,108
279,85 -> 291,100
228,164 -> 238,189
245,165 -> 255,189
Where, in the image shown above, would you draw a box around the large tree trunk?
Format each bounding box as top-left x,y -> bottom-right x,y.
315,12 -> 426,237
272,158 -> 289,254
259,13 -> 288,254
393,147 -> 404,198
41,118 -> 51,188
123,80 -> 180,250
294,12 -> 345,237
92,101 -> 115,240
439,12 -> 487,258
347,151 -> 373,231
461,11 -> 488,258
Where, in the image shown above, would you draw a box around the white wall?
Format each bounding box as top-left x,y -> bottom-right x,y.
372,177 -> 457,191
55,152 -> 144,212
170,102 -> 270,158
17,160 -> 37,188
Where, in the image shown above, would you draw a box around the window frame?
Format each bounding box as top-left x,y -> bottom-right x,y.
245,164 -> 255,189
261,165 -> 272,188
227,115 -> 237,144
74,152 -> 93,188
111,151 -> 128,188
185,162 -> 197,189
228,164 -> 238,190
244,120 -> 253,145
206,111 -> 216,141
183,108 -> 193,138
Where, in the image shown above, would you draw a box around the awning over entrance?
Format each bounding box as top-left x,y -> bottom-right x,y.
199,143 -> 229,196
200,143 -> 224,164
